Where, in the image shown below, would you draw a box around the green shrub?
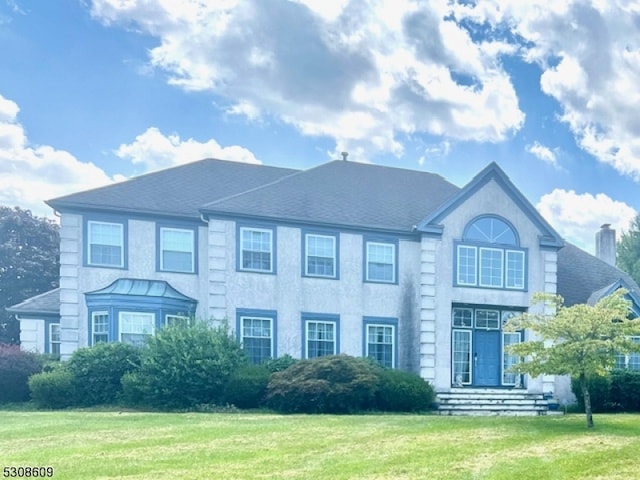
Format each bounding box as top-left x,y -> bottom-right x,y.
0,344 -> 43,403
121,321 -> 246,409
374,368 -> 435,412
265,355 -> 379,414
224,364 -> 271,409
571,374 -> 612,413
28,367 -> 75,409
66,342 -> 141,406
610,369 -> 640,412
264,354 -> 298,373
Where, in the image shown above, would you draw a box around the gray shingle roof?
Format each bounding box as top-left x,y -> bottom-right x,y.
557,243 -> 640,306
47,159 -> 299,219
6,288 -> 60,316
202,160 -> 461,232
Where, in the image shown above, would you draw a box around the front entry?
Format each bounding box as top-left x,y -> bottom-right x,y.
474,330 -> 501,386
451,306 -> 523,387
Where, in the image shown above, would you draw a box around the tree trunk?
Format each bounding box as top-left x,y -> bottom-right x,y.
580,372 -> 594,428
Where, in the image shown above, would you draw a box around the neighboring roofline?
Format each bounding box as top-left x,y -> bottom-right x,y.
416,162 -> 564,248
587,278 -> 640,316
5,288 -> 61,316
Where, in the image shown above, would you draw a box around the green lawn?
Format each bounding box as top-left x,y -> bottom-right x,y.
1,410 -> 639,479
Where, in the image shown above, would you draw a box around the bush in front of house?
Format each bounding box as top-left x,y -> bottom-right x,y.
224,363 -> 271,409
0,344 -> 43,403
265,355 -> 379,414
571,374 -> 613,413
610,369 -> 640,412
121,321 -> 247,409
65,342 -> 142,406
374,367 -> 435,412
264,354 -> 299,373
28,366 -> 75,409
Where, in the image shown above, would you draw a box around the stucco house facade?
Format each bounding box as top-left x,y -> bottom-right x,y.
8,158 -> 640,413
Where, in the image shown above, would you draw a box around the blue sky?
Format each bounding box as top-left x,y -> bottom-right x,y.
0,0 -> 638,254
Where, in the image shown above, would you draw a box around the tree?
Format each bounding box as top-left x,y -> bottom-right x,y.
617,214 -> 640,286
0,206 -> 59,344
504,289 -> 640,428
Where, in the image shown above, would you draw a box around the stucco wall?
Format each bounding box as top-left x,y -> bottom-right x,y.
18,318 -> 44,353
424,178 -> 558,392
209,219 -> 422,368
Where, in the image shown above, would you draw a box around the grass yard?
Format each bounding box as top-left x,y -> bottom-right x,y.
1,410 -> 639,480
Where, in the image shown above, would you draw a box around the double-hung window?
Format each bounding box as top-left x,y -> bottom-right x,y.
304,233 -> 337,278
160,227 -> 195,273
119,312 -> 155,347
455,216 -> 526,290
365,240 -> 396,283
616,337 -> 640,370
364,318 -> 397,368
239,227 -> 273,273
304,315 -> 339,359
91,311 -> 109,345
240,316 -> 274,364
49,323 -> 61,355
87,221 -> 124,267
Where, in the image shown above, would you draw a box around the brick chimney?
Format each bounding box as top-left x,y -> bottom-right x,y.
596,224 -> 616,266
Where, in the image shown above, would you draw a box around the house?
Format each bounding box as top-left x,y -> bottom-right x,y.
8,158 -> 640,414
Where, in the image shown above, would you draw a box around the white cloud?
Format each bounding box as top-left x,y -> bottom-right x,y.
537,189 -> 637,254
90,0 -> 525,161
454,0 -> 640,181
0,94 -> 117,218
115,126 -> 261,170
527,141 -> 558,168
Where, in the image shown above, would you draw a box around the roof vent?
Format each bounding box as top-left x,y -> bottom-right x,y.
341,151 -> 348,161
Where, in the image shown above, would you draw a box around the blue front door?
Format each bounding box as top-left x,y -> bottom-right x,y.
474,330 -> 501,386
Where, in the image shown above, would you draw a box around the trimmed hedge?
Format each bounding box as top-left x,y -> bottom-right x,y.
224,364 -> 271,409
266,355 -> 379,413
375,367 -> 435,412
571,370 -> 640,413
28,367 -> 75,409
0,344 -> 43,403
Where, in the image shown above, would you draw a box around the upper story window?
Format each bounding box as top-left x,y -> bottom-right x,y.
364,238 -> 398,284
239,226 -> 274,273
303,232 -> 338,278
87,220 -> 125,268
159,226 -> 196,273
455,216 -> 526,290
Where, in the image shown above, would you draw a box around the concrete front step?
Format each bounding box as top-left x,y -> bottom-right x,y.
436,388 -> 555,416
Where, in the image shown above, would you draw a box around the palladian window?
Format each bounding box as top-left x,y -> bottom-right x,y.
455,216 -> 526,290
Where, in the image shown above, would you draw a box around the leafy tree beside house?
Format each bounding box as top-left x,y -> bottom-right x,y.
0,206 -> 59,344
504,289 -> 640,428
617,214 -> 640,287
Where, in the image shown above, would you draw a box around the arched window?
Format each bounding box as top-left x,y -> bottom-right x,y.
455,216 -> 526,290
463,216 -> 518,246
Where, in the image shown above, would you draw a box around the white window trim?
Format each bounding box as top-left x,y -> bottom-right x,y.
456,245 -> 477,286
502,331 -> 521,386
49,323 -> 61,354
240,227 -> 273,273
452,307 -> 474,328
240,316 -> 274,363
164,314 -> 190,327
365,241 -> 396,283
305,233 -> 337,278
365,323 -> 396,368
87,221 -> 124,267
452,329 -> 473,386
118,311 -> 155,344
91,311 -> 109,345
505,249 -> 525,289
305,320 -> 337,358
160,227 -> 195,273
478,247 -> 504,288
